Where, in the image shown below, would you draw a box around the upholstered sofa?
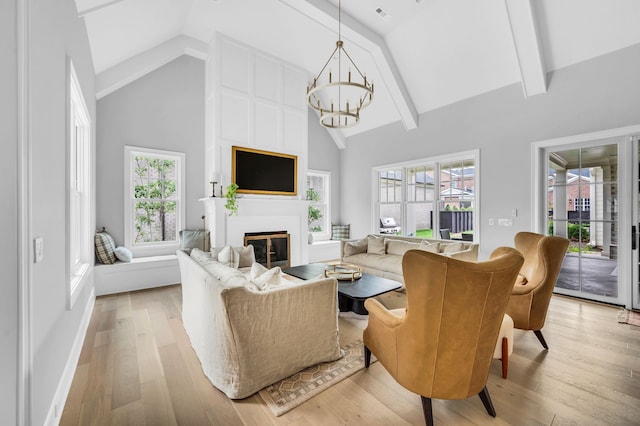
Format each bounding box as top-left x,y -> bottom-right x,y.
340,234 -> 479,283
176,249 -> 342,399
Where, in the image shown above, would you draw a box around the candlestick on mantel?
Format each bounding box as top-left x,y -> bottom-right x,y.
209,181 -> 217,197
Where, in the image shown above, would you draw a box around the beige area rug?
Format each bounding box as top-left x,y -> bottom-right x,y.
259,339 -> 373,416
617,309 -> 640,327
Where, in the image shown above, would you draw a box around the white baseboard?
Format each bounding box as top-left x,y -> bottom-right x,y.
44,287 -> 95,426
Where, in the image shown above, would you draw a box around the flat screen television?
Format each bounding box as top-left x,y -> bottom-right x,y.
232,146 -> 297,196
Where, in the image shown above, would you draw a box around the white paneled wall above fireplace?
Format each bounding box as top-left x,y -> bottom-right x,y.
205,33 -> 308,195
204,33 -> 309,253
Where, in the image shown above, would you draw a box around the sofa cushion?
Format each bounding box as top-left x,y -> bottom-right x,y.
343,238 -> 368,256
367,235 -> 386,255
418,240 -> 440,254
343,253 -> 402,275
201,260 -> 245,286
385,239 -> 421,256
441,242 -> 465,254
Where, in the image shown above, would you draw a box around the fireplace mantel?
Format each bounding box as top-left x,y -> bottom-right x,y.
201,197 -> 309,266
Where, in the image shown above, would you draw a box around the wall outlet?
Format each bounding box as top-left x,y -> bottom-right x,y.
498,218 -> 513,227
34,237 -> 44,263
489,218 -> 495,226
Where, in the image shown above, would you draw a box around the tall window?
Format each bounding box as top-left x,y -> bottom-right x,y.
68,60 -> 91,309
125,146 -> 185,256
374,151 -> 478,241
307,171 -> 331,241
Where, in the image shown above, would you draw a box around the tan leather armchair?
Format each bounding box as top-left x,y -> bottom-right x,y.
506,232 -> 569,349
363,248 -> 524,426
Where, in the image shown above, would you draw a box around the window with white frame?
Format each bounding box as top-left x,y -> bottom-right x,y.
375,151 -> 478,241
68,60 -> 91,309
307,171 -> 331,240
573,198 -> 591,211
124,146 -> 185,256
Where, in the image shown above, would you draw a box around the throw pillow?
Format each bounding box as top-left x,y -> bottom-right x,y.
190,248 -> 213,263
95,229 -> 117,264
233,245 -> 256,268
250,262 -> 269,280
179,229 -> 210,251
113,246 -> 133,262
343,238 -> 368,257
331,224 -> 351,241
249,262 -> 283,290
367,234 -> 386,255
442,242 -> 465,254
217,245 -> 240,269
418,240 -> 440,254
385,239 -> 421,256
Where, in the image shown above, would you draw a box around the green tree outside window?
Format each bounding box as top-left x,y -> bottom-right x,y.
133,156 -> 177,243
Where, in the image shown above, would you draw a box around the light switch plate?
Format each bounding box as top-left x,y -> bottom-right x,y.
34,237 -> 44,263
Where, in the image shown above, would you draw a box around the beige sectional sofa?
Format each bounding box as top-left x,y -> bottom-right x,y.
177,249 -> 342,399
340,234 -> 479,283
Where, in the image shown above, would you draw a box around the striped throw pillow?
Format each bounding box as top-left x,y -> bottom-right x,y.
95,229 -> 117,264
331,224 -> 350,241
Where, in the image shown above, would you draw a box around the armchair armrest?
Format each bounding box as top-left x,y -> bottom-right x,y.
364,298 -> 404,329
511,281 -> 539,296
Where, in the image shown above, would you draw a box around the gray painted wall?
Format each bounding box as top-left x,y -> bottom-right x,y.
342,43 -> 640,259
96,55 -> 205,250
307,110 -> 342,225
28,0 -> 97,424
1,1 -> 18,423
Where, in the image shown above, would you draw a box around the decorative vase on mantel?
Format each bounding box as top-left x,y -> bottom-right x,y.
308,232 -> 314,245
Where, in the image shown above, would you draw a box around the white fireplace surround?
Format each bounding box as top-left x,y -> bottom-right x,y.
202,197 -> 309,266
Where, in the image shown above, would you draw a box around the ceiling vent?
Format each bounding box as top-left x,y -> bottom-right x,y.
375,7 -> 391,20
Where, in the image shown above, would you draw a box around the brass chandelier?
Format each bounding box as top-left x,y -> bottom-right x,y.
306,0 -> 374,129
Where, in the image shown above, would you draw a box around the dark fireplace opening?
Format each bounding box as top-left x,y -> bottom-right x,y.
244,231 -> 290,269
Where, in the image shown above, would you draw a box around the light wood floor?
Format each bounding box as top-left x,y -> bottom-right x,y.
60,285 -> 640,425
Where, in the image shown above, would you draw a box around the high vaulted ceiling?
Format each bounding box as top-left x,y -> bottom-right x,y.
77,0 -> 640,139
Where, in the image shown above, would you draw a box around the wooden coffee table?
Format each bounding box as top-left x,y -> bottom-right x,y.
283,263 -> 402,315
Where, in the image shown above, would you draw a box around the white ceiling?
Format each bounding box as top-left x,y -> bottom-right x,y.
77,0 -> 640,139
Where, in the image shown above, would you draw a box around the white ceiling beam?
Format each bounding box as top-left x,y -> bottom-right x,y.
95,35 -> 208,99
504,0 -> 547,97
279,0 -> 418,132
75,0 -> 128,17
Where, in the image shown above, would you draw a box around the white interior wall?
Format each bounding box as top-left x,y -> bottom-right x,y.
341,43 -> 640,260
96,55 -> 205,249
1,1 -> 19,424
26,0 -> 97,424
307,109 -> 342,226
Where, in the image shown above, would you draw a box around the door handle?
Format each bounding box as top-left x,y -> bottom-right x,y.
633,225 -> 637,250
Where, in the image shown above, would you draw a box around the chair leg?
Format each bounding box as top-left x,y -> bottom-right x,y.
420,396 -> 434,426
364,345 -> 371,368
478,386 -> 496,417
501,337 -> 509,379
533,330 -> 549,350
